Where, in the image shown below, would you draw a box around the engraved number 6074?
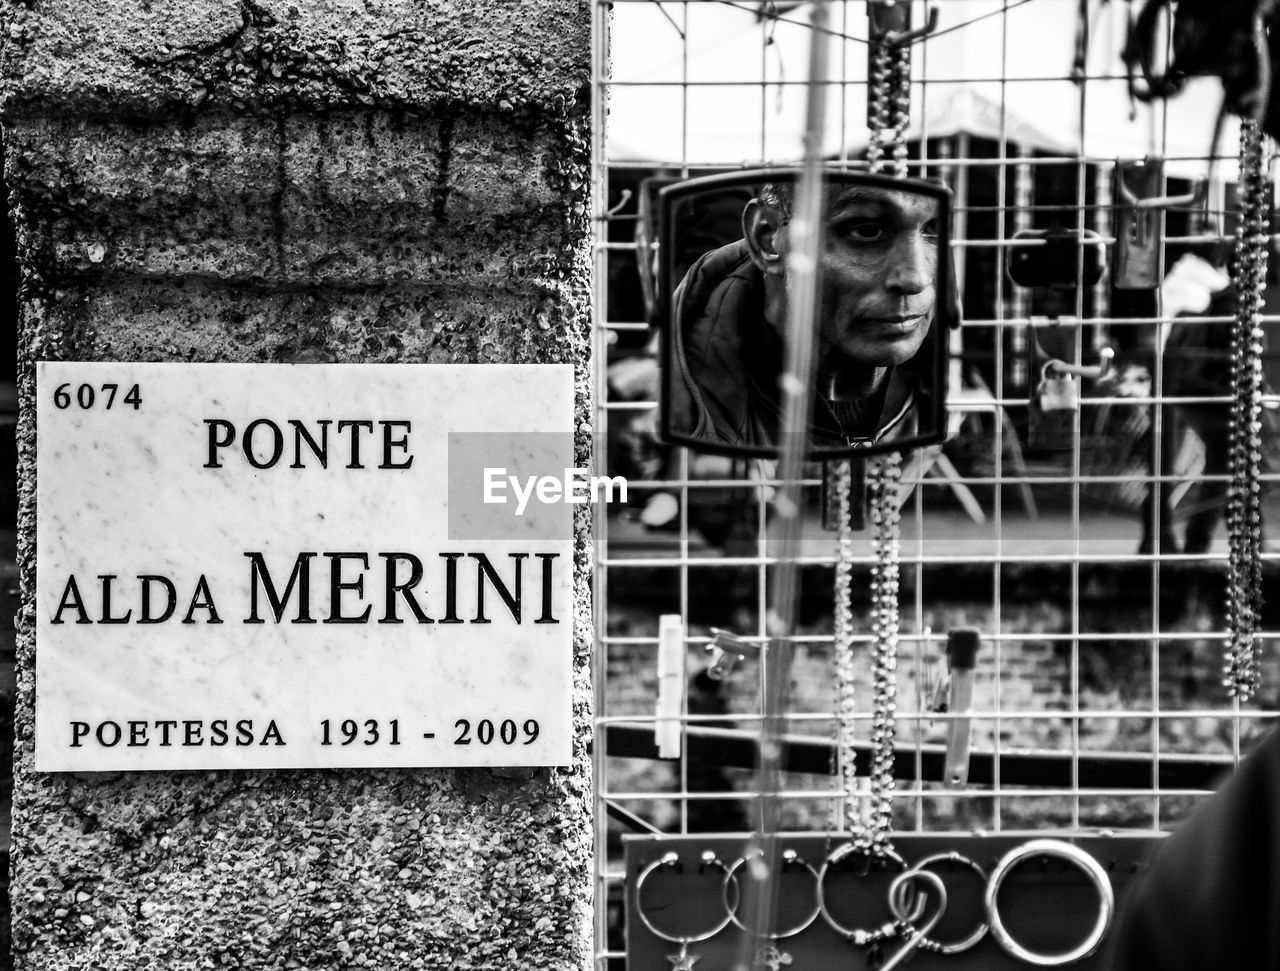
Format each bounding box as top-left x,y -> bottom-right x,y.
53,383 -> 142,410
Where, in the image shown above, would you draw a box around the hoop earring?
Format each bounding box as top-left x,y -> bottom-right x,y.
635,850 -> 735,970
892,851 -> 989,956
816,841 -> 911,948
723,849 -> 821,970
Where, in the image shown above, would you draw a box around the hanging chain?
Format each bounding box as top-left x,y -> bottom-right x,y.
832,462 -> 860,828
864,453 -> 903,855
865,37 -> 912,179
1225,119 -> 1270,701
833,32 -> 912,852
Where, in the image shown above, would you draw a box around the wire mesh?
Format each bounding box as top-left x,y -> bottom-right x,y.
591,1 -> 1280,966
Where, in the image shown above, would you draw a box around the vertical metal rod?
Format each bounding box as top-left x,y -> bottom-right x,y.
737,0 -> 832,961
680,0 -> 689,173
992,0 -> 1014,833
1071,36 -> 1088,833
1154,0 -> 1175,836
589,5 -> 610,966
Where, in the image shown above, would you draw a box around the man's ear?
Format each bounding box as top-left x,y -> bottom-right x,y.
743,199 -> 787,276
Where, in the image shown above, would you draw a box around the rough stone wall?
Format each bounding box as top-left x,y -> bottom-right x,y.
1,1 -> 593,968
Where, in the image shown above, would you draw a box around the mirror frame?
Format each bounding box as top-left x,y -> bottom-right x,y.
657,167 -> 953,461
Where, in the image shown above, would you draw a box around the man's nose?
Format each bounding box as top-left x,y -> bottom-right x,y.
887,232 -> 931,295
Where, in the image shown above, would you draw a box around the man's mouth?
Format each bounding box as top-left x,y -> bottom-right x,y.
865,313 -> 927,331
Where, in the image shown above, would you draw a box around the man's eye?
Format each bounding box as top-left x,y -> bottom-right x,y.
842,222 -> 886,242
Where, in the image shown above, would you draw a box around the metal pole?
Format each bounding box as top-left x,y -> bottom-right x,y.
738,0 -> 832,962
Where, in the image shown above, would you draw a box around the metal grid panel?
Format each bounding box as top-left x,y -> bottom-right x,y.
591,2 -> 1280,965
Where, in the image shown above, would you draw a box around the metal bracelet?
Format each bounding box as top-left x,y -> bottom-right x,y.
984,839 -> 1114,966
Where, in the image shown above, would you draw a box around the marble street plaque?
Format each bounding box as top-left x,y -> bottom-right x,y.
36,362 -> 575,771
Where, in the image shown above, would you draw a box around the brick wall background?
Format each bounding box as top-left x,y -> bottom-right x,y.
603,561 -> 1280,838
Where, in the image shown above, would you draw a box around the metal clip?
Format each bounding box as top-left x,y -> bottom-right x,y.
704,628 -> 761,681
1117,158 -> 1206,211
943,628 -> 984,789
1114,158 -> 1198,289
656,615 -> 685,759
923,657 -> 950,713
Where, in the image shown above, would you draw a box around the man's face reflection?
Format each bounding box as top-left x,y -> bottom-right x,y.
768,186 -> 939,370
668,176 -> 948,455
816,186 -> 938,367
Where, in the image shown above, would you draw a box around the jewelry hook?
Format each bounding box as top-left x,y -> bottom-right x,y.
867,2 -> 939,48
1042,346 -> 1115,383
880,869 -> 948,971
884,6 -> 939,47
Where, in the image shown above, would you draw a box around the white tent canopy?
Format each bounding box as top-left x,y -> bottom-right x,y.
606,0 -> 1242,180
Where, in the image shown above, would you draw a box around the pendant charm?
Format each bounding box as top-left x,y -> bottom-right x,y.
666,942 -> 700,970
755,943 -> 793,970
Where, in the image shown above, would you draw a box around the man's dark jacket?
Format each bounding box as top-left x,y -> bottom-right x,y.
1108,728 -> 1280,969
668,239 -> 921,450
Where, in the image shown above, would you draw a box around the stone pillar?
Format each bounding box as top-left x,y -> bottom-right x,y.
1,2 -> 592,967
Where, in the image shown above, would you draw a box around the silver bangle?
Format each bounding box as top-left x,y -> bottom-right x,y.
984,839 -> 1114,966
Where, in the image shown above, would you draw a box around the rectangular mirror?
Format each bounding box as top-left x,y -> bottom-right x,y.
659,169 -> 952,460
